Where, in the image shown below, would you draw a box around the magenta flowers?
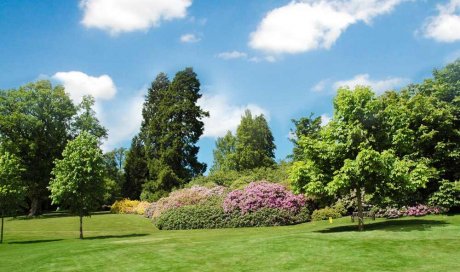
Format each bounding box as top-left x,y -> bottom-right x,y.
223,181 -> 305,214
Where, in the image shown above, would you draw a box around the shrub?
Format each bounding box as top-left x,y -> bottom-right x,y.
145,186 -> 226,219
311,207 -> 342,221
155,204 -> 309,230
134,201 -> 150,215
111,199 -> 141,214
429,180 -> 460,209
405,204 -> 444,216
223,181 -> 305,214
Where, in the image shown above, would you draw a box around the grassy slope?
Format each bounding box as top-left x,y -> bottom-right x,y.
0,213 -> 459,272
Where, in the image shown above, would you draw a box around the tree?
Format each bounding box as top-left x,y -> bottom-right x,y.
123,135 -> 148,199
72,95 -> 107,141
0,80 -> 76,216
139,68 -> 208,201
234,110 -> 276,170
290,114 -> 322,161
210,131 -> 237,173
0,150 -> 25,243
49,132 -> 105,239
290,86 -> 434,230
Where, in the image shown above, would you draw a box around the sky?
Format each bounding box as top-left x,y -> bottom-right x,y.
1,0 -> 460,171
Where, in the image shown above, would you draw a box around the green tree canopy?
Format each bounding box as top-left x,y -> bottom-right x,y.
0,149 -> 25,243
0,80 -> 76,216
49,132 -> 106,239
123,135 -> 148,200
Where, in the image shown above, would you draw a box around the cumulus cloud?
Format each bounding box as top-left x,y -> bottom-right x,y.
421,0 -> 460,43
100,93 -> 145,151
320,114 -> 332,126
198,94 -> 268,138
217,51 -> 248,60
180,33 -> 200,43
249,0 -> 405,54
333,74 -> 409,93
80,0 -> 192,35
53,71 -> 116,102
312,79 -> 330,92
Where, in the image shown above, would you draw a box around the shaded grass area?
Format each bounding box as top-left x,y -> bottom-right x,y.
0,214 -> 459,271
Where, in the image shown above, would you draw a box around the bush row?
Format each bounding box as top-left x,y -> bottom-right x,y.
110,199 -> 149,215
373,204 -> 446,219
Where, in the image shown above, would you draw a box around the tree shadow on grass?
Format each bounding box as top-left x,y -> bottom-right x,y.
84,233 -> 149,240
8,239 -> 63,244
316,219 -> 449,233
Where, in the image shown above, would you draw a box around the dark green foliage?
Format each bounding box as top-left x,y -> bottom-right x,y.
103,148 -> 126,203
0,80 -> 76,216
139,68 -> 208,201
290,114 -> 322,161
123,135 -> 148,199
155,204 -> 310,230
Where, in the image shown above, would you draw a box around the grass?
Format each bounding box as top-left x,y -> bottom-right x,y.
1,213 -> 459,271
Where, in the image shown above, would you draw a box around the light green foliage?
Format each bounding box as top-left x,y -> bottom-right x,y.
50,132 -> 105,217
290,86 -> 434,229
72,95 -> 107,141
0,80 -> 76,216
139,68 -> 208,201
0,149 -> 25,243
235,110 -> 276,170
210,131 -> 237,173
429,180 -> 460,209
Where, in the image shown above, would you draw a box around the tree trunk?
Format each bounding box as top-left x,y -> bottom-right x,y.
79,215 -> 83,239
1,214 -> 4,244
356,187 -> 364,231
28,197 -> 40,217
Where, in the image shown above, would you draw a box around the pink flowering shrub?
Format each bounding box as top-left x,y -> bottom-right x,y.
223,181 -> 305,214
405,204 -> 444,216
145,185 -> 227,219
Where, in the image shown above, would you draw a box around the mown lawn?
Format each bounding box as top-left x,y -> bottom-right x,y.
0,213 -> 459,271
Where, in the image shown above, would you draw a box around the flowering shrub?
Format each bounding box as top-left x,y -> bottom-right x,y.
145,186 -> 226,219
405,205 -> 444,216
111,199 -> 141,214
374,205 -> 445,219
222,181 -> 305,214
134,201 -> 150,215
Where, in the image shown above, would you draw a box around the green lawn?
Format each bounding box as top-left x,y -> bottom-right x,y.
0,213 -> 459,272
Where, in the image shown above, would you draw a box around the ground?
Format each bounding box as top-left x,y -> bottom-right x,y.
0,213 -> 459,271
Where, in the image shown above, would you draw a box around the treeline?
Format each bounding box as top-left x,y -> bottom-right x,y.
1,61 -> 460,224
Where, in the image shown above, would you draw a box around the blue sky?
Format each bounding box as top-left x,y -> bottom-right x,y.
1,0 -> 460,170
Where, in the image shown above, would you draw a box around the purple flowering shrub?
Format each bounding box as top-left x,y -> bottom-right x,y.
405,204 -> 444,216
145,185 -> 227,219
223,181 -> 305,214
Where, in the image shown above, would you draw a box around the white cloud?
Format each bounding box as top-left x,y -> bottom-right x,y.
180,33 -> 201,43
198,94 -> 269,138
333,74 -> 409,94
249,0 -> 405,54
53,71 -> 116,102
100,93 -> 144,152
80,0 -> 192,35
320,114 -> 331,126
312,79 -> 330,92
217,51 -> 248,60
421,0 -> 460,43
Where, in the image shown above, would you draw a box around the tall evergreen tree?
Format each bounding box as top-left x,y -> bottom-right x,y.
234,110 -> 276,170
139,68 -> 208,201
123,135 -> 148,200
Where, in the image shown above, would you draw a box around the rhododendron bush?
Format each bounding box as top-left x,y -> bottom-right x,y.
223,181 -> 305,214
145,185 -> 226,219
